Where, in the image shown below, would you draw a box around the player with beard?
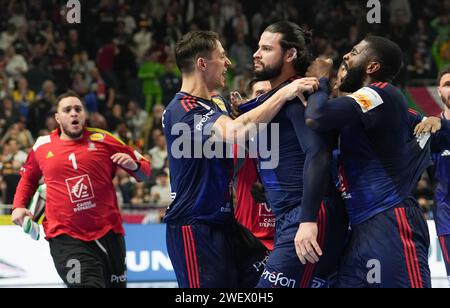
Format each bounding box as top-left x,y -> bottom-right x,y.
304,36 -> 434,288
237,21 -> 348,288
429,66 -> 450,286
12,91 -> 151,288
163,30 -> 317,288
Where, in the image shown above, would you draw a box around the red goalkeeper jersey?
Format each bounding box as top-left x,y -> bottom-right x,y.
13,127 -> 151,241
234,157 -> 275,250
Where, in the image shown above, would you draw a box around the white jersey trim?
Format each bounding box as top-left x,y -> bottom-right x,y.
32,135 -> 51,152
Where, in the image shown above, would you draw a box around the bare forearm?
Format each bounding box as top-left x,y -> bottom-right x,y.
216,89 -> 287,143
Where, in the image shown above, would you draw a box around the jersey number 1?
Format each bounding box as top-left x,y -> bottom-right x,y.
69,153 -> 78,170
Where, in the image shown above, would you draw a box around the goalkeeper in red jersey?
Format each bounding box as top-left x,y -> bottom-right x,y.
11,91 -> 151,288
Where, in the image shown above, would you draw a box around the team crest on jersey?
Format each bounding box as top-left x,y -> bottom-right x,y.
46,151 -> 54,159
65,174 -> 95,204
89,133 -> 105,142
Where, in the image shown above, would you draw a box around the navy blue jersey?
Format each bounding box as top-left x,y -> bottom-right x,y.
432,149 -> 450,236
238,78 -> 330,220
163,92 -> 234,225
306,79 -> 432,225
431,113 -> 450,236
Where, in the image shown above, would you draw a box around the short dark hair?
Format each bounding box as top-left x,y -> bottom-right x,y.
246,78 -> 259,97
437,65 -> 450,85
363,36 -> 403,82
55,91 -> 86,110
175,31 -> 219,74
264,21 -> 313,74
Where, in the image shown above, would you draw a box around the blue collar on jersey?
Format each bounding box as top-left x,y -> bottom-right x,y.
238,75 -> 302,113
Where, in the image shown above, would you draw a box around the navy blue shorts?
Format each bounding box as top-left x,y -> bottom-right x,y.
439,234 -> 450,284
256,195 -> 348,288
166,221 -> 268,288
336,201 -> 431,288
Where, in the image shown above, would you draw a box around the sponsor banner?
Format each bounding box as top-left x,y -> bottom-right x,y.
0,215 -> 13,226
125,224 -> 175,282
0,224 -> 175,286
0,222 -> 446,287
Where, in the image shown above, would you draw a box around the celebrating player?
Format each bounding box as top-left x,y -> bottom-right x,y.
430,65 -> 450,286
305,36 -> 433,288
236,21 -> 348,288
162,30 -> 317,288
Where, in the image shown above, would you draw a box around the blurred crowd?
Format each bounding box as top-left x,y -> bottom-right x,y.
0,0 -> 449,221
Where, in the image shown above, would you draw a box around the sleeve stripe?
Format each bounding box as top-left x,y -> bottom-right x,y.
186,97 -> 194,109
180,97 -> 190,112
370,82 -> 388,89
186,98 -> 198,109
408,108 -> 419,115
86,127 -> 126,145
180,96 -> 199,112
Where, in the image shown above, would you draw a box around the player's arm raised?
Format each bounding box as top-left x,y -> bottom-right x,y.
111,150 -> 151,182
304,58 -> 362,131
105,134 -> 151,182
213,78 -> 319,143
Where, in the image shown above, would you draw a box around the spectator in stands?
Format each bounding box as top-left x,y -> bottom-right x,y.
11,77 -> 35,118
27,80 -> 55,137
148,131 -> 167,176
0,97 -> 21,135
0,122 -> 34,150
5,45 -> 28,80
0,138 -> 26,204
159,55 -> 181,106
0,23 -> 17,51
149,104 -> 164,134
115,168 -> 134,205
229,32 -> 253,75
71,71 -> 89,96
48,40 -> 71,92
106,103 -> 124,132
114,121 -> 132,146
133,20 -> 153,64
138,49 -> 164,113
66,29 -> 82,58
149,170 -> 172,208
131,182 -> 150,205
125,100 -> 148,141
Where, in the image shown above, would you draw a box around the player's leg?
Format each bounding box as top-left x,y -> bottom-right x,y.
49,234 -> 106,288
388,204 -> 431,288
438,234 -> 450,287
166,223 -> 235,288
314,196 -> 349,288
92,231 -> 127,288
334,229 -> 369,288
230,221 -> 269,288
256,206 -> 330,288
337,203 -> 431,288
